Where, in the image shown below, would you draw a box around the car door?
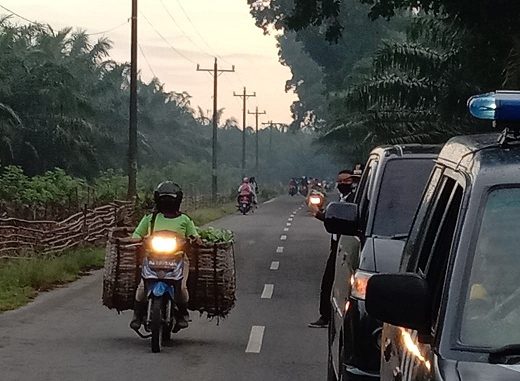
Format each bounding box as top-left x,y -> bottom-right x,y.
331,156 -> 378,368
383,171 -> 465,381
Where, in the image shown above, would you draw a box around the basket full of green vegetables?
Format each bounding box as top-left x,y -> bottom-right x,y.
187,227 -> 236,318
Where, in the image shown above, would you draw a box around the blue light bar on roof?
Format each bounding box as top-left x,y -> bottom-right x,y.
468,91 -> 520,121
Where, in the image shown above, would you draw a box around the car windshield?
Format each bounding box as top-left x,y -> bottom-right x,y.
460,187 -> 520,348
372,158 -> 434,237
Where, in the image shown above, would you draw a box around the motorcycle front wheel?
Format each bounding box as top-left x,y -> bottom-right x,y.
150,296 -> 164,353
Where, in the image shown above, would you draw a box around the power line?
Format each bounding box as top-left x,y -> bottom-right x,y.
0,3 -> 37,24
0,3 -> 129,37
159,0 -> 211,58
139,43 -> 157,78
174,0 -> 213,52
174,0 -> 231,64
140,10 -> 196,65
87,20 -> 129,36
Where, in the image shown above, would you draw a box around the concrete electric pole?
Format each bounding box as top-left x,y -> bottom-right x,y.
127,0 -> 138,200
233,87 -> 256,177
248,107 -> 266,178
196,58 -> 235,204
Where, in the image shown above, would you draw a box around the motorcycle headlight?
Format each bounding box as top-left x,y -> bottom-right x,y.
150,236 -> 177,254
310,196 -> 322,205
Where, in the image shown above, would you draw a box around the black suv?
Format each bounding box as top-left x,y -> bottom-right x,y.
366,91 -> 520,380
325,144 -> 440,381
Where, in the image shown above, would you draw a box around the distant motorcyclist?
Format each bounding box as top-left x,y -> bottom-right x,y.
237,177 -> 254,206
299,176 -> 309,196
288,178 -> 298,195
249,176 -> 259,205
130,181 -> 200,332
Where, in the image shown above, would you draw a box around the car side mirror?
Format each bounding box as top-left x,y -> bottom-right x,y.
366,273 -> 431,333
324,202 -> 358,236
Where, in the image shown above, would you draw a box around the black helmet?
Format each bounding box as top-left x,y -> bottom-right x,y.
154,181 -> 183,214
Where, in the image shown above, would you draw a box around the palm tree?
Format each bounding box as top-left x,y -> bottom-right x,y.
322,16 -> 478,156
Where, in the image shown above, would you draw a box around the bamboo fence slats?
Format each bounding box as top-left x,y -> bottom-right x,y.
0,201 -> 133,256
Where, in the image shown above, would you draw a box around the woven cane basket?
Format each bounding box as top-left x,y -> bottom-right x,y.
103,229 -> 236,318
187,242 -> 236,319
102,227 -> 140,311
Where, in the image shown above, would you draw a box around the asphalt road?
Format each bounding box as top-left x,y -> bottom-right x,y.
0,195 -> 330,381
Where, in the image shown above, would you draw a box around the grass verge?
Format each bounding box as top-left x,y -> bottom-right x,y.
189,201 -> 237,226
0,247 -> 104,312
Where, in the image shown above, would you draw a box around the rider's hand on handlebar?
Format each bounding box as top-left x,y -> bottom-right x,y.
189,236 -> 204,246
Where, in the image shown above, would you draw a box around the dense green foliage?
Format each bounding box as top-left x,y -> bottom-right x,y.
197,227 -> 234,244
249,0 -> 519,159
0,17 -> 337,207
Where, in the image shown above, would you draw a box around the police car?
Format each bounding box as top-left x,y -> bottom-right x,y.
365,91 -> 520,381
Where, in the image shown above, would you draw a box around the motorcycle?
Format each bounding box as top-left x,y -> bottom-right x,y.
288,184 -> 297,196
299,184 -> 308,196
132,231 -> 188,353
307,191 -> 325,213
238,194 -> 252,215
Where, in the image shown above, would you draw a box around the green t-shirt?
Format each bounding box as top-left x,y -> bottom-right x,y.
132,213 -> 199,239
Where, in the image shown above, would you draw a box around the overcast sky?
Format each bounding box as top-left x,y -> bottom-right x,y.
1,0 -> 297,125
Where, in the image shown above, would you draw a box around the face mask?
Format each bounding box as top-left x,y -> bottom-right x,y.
337,183 -> 352,196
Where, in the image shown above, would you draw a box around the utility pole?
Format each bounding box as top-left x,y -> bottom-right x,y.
248,107 -> 266,177
233,87 -> 256,177
262,120 -> 278,154
262,120 -> 288,154
127,0 -> 138,200
196,58 -> 235,204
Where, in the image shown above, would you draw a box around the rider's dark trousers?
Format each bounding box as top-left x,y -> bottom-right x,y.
319,236 -> 339,321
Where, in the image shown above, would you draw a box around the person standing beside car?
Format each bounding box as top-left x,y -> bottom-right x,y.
309,169 -> 361,328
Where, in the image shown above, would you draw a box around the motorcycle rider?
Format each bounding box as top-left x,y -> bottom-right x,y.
130,181 -> 200,332
237,177 -> 254,206
249,176 -> 259,206
309,169 -> 361,328
288,178 -> 298,194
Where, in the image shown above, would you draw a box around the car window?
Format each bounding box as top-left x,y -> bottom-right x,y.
400,166 -> 443,270
371,158 -> 435,237
415,177 -> 456,273
427,184 -> 463,331
357,158 -> 378,233
460,187 -> 520,348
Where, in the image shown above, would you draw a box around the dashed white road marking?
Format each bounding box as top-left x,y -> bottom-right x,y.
270,261 -> 280,270
264,198 -> 277,204
261,284 -> 274,299
286,222 -> 291,226
283,227 -> 289,232
246,326 -> 265,353
276,246 -> 284,253
280,235 -> 287,241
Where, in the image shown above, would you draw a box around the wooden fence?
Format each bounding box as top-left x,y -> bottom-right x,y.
0,192 -> 236,258
0,201 -> 134,257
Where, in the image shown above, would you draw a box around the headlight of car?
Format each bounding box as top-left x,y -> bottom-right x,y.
150,236 -> 177,254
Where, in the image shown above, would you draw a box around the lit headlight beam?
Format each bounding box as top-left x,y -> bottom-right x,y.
150,236 -> 177,254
